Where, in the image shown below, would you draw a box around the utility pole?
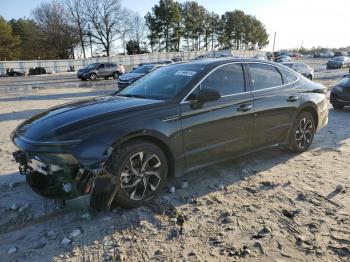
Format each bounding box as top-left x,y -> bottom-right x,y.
88,24 -> 93,58
272,32 -> 276,60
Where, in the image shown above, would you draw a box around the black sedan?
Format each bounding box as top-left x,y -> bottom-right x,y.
117,64 -> 162,89
330,75 -> 350,109
11,59 -> 329,210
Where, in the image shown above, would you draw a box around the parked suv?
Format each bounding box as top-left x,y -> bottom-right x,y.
334,51 -> 348,57
282,62 -> 314,80
77,63 -> 125,81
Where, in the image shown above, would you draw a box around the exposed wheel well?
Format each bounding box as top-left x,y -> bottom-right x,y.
115,135 -> 175,178
301,106 -> 318,130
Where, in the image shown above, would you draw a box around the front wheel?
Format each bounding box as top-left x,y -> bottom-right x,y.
93,140 -> 168,209
286,111 -> 315,153
89,73 -> 97,81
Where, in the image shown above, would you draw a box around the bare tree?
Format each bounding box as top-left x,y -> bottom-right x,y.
32,1 -> 79,59
84,0 -> 124,56
128,12 -> 147,48
65,0 -> 87,58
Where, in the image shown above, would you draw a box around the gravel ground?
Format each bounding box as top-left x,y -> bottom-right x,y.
0,58 -> 349,262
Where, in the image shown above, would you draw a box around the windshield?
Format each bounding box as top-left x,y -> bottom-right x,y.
118,64 -> 203,100
333,57 -> 344,61
84,63 -> 98,69
132,65 -> 155,74
339,76 -> 350,88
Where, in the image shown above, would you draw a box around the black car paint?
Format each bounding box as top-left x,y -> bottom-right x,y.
330,76 -> 350,107
11,59 -> 328,202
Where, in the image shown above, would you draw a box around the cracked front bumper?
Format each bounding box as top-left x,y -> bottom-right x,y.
13,150 -> 95,200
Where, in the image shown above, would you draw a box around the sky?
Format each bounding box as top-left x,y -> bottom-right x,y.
1,0 -> 350,51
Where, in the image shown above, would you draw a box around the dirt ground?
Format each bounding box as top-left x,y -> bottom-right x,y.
0,59 -> 349,262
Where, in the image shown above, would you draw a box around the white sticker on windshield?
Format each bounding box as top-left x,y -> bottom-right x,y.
175,71 -> 197,77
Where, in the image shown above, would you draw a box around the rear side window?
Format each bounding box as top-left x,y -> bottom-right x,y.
279,68 -> 298,84
200,63 -> 245,96
249,63 -> 283,90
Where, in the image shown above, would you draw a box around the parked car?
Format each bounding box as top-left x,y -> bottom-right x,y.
330,75 -> 350,109
320,52 -> 334,58
282,62 -> 314,80
12,58 -> 328,210
117,64 -> 163,89
276,55 -> 292,63
265,52 -> 273,61
172,57 -> 183,62
6,68 -> 24,77
29,67 -> 46,76
77,63 -> 124,81
326,56 -> 350,69
253,54 -> 268,61
334,51 -> 348,57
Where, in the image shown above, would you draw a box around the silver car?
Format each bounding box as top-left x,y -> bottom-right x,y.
282,62 -> 314,80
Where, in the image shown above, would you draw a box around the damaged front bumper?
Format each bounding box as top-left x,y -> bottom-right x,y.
12,149 -> 118,210
13,150 -> 96,200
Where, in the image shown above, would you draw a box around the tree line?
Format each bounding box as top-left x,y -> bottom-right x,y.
0,0 -> 269,61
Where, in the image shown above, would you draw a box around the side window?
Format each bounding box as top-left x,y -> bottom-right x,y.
279,68 -> 298,84
249,63 -> 283,90
97,64 -> 105,69
200,63 -> 245,96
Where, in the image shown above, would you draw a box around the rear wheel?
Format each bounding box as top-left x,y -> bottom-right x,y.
113,72 -> 119,79
285,111 -> 315,153
332,103 -> 344,110
89,73 -> 97,81
91,140 -> 168,209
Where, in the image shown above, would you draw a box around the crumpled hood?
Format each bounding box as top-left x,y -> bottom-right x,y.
119,72 -> 145,81
15,96 -> 162,141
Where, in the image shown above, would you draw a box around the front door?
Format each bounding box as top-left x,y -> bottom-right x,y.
180,63 -> 255,171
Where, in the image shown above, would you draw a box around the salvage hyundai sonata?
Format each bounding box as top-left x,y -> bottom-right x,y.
11,58 -> 329,210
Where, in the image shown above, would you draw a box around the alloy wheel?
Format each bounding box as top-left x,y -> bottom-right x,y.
295,116 -> 314,149
120,151 -> 162,201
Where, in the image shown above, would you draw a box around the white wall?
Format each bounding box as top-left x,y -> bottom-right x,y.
0,50 -> 263,75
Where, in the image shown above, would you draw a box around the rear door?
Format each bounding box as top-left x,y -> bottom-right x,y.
247,63 -> 301,147
181,63 -> 255,170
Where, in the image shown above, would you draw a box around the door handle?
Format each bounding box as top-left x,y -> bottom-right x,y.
287,96 -> 299,102
237,104 -> 253,112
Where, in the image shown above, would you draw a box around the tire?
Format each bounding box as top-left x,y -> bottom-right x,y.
113,72 -> 118,79
332,103 -> 344,110
92,140 -> 168,209
89,73 -> 97,81
286,111 -> 315,153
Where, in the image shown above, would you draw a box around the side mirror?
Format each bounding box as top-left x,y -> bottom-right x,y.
195,88 -> 221,103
